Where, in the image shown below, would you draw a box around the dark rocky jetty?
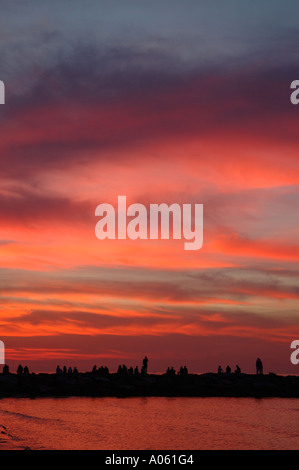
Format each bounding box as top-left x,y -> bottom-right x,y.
0,372 -> 299,398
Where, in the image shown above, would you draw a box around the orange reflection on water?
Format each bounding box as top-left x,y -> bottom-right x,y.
0,397 -> 298,450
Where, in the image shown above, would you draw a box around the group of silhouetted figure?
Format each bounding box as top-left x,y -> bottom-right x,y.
217,359 -> 263,376
92,365 -> 109,376
115,356 -> 149,376
218,364 -> 241,375
117,364 -> 138,375
16,365 -> 30,375
56,365 -> 78,375
1,356 -> 265,377
2,364 -> 31,376
165,366 -> 188,376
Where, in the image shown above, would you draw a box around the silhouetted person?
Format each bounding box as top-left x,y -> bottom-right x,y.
235,365 -> 241,375
92,365 -> 97,374
2,364 -> 9,375
226,365 -> 231,375
23,365 -> 29,375
68,367 -> 72,374
17,364 -> 23,375
98,366 -> 109,376
218,365 -> 223,374
166,366 -> 175,376
142,356 -> 148,374
256,358 -> 263,375
134,366 -> 139,375
56,365 -> 62,375
73,367 -> 78,375
63,365 -> 67,375
179,366 -> 188,375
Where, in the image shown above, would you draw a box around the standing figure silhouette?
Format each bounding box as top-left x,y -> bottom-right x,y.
256,358 -> 263,375
142,356 -> 148,374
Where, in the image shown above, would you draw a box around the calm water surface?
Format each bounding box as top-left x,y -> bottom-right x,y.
0,397 -> 298,450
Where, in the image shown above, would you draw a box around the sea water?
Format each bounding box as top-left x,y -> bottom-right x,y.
0,396 -> 298,450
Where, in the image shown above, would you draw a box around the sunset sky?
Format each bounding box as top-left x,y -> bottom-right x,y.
0,0 -> 299,374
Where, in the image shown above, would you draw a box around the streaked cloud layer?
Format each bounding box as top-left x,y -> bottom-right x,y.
0,1 -> 299,373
